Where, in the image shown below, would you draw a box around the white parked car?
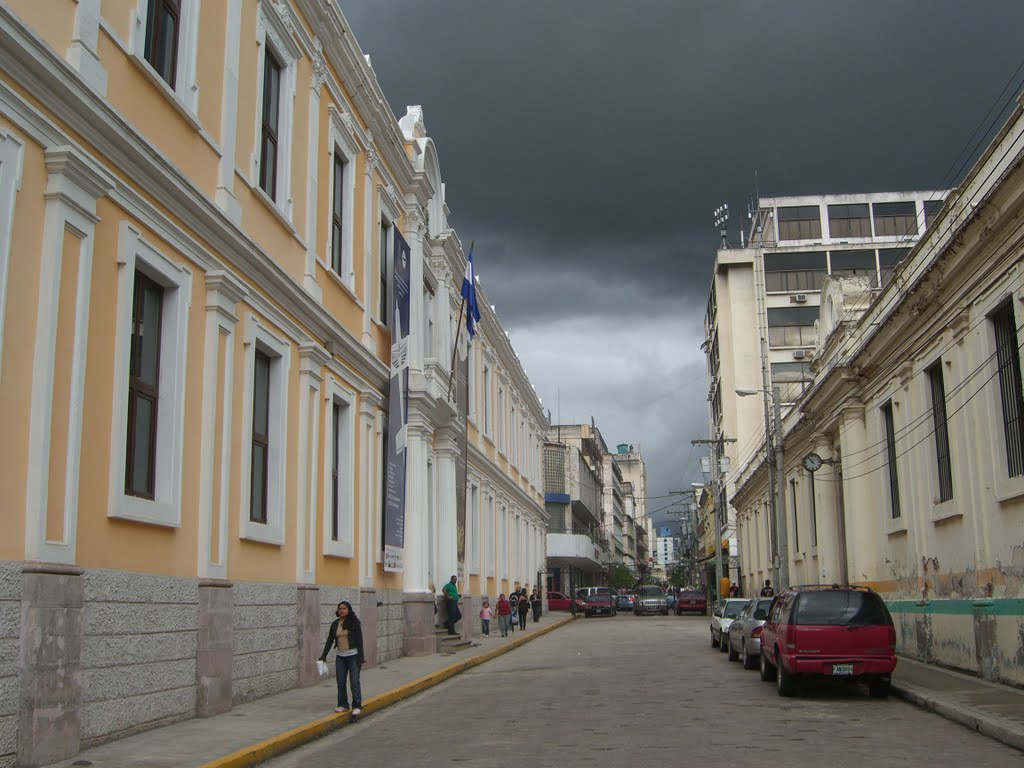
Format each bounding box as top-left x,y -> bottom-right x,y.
710,598 -> 748,652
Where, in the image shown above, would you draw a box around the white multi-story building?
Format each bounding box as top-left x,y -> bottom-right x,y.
705,190 -> 946,594
655,536 -> 676,567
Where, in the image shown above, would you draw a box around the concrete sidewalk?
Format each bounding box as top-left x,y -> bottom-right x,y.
44,613 -> 575,768
893,656 -> 1024,752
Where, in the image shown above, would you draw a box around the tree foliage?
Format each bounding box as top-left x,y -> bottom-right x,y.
608,564 -> 634,589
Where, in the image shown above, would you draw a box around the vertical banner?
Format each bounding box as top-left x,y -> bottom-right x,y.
455,343 -> 469,578
383,230 -> 411,572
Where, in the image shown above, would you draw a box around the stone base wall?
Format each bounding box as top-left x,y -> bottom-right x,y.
317,585 -> 360,678
3,559 -> 457,762
0,562 -> 22,768
80,569 -> 198,746
232,582 -> 298,705
377,589 -> 404,662
891,599 -> 1024,687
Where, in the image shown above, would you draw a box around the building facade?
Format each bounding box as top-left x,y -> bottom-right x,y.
613,443 -> 651,569
543,438 -> 605,593
730,98 -> 1024,686
704,189 -> 945,595
0,2 -> 545,765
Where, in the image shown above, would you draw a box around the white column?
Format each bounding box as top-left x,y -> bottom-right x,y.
405,208 -> 425,371
303,55 -> 325,300
403,416 -> 433,593
215,0 -> 243,222
435,428 -> 459,585
838,404 -> 871,582
198,271 -> 247,579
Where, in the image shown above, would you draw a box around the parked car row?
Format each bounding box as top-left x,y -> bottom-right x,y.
709,584 -> 898,699
546,586 -> 710,618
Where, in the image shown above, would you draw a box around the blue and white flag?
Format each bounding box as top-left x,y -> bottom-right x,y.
460,245 -> 481,338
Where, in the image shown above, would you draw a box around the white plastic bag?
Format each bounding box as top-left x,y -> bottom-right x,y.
316,660 -> 328,677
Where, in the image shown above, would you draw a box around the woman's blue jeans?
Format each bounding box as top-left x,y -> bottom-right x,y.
335,654 -> 362,709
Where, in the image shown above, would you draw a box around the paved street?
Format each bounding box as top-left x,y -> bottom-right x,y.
265,615 -> 1023,767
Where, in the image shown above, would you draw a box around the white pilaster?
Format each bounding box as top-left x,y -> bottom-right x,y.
296,343 -> 330,583
197,271 -> 247,579
215,0 -> 243,222
361,148 -> 378,347
358,391 -> 382,587
25,147 -> 111,564
66,0 -> 107,95
303,52 -> 325,300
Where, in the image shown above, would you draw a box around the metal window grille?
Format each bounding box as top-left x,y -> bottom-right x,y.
992,301 -> 1024,477
881,401 -> 901,519
927,362 -> 953,502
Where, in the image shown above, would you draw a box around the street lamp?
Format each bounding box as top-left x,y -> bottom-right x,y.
736,385 -> 790,591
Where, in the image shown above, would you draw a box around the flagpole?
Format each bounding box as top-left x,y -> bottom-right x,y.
447,239 -> 474,403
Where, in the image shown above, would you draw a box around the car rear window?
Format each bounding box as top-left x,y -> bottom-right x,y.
639,586 -> 664,597
793,591 -> 892,626
723,602 -> 743,618
753,599 -> 773,620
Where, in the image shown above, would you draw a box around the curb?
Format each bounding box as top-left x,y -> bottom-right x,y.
200,615 -> 575,768
892,681 -> 1024,753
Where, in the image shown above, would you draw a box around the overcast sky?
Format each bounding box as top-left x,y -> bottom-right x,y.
341,0 -> 1024,531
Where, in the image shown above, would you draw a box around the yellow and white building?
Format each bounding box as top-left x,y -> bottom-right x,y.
0,2 -> 546,765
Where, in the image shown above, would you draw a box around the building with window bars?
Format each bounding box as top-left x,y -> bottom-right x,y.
0,3 -> 548,763
728,98 -> 1024,688
703,189 -> 946,598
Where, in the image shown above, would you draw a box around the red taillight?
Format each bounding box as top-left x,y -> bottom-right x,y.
751,627 -> 762,638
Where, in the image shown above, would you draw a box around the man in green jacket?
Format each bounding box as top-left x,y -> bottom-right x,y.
443,575 -> 461,635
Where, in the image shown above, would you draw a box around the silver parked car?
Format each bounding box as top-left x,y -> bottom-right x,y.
727,598 -> 774,669
634,585 -> 669,616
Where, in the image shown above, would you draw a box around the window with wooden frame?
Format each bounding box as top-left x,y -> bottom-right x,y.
250,349 -> 271,524
144,0 -> 180,87
259,48 -> 283,200
125,271 -> 164,498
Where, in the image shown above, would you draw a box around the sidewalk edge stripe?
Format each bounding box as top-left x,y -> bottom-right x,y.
199,616 -> 575,768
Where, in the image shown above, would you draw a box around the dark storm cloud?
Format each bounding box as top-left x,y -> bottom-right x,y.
340,0 -> 1024,513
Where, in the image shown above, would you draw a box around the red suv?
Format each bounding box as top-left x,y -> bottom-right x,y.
758,585 -> 897,698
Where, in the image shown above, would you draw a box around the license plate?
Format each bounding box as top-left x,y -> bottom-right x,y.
832,663 -> 854,675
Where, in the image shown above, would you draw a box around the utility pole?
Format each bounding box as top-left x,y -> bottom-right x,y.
692,435 -> 736,601
772,387 -> 790,591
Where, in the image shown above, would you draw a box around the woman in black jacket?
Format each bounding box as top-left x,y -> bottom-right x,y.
319,601 -> 365,715
517,587 -> 530,630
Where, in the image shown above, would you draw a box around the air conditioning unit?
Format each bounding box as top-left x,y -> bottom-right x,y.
794,293 -> 808,303
793,350 -> 808,360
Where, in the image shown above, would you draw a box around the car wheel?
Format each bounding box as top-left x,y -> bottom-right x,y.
869,679 -> 891,699
711,631 -> 719,648
776,658 -> 797,697
584,611 -> 591,618
728,636 -> 740,662
759,649 -> 777,682
719,632 -> 729,653
742,643 -> 758,670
